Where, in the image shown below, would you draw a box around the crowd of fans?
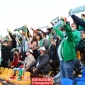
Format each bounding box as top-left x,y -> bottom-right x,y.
0,13 -> 85,84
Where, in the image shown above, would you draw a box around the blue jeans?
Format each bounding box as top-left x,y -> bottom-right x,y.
53,72 -> 61,84
60,60 -> 76,79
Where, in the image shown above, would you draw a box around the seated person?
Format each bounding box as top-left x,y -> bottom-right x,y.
24,49 -> 35,69
73,58 -> 83,78
26,47 -> 50,77
11,49 -> 22,68
77,31 -> 85,63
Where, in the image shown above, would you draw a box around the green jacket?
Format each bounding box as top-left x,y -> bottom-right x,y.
72,29 -> 81,45
78,19 -> 85,31
53,24 -> 76,61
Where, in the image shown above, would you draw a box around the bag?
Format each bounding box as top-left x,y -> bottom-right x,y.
18,68 -> 24,81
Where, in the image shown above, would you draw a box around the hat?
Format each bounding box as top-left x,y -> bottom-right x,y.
3,37 -> 9,42
38,47 -> 46,51
53,35 -> 59,39
11,48 -> 19,53
26,49 -> 33,53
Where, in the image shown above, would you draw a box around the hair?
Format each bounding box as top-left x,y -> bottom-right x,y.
37,34 -> 42,40
27,28 -> 29,38
47,28 -> 52,33
81,14 -> 85,17
14,49 -> 19,53
31,37 -> 37,44
72,22 -> 77,27
42,32 -> 46,37
81,31 -> 85,35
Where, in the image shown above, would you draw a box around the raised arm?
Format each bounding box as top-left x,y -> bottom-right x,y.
53,27 -> 64,39
7,29 -> 15,40
64,23 -> 74,42
71,15 -> 85,29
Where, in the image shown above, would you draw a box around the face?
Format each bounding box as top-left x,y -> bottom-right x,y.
81,33 -> 85,39
14,51 -> 19,56
36,36 -> 40,41
41,33 -> 44,38
33,32 -> 37,37
8,41 -> 11,46
71,23 -> 77,30
22,31 -> 26,35
51,41 -> 56,45
40,50 -> 44,54
26,51 -> 30,56
81,15 -> 85,19
3,41 -> 8,46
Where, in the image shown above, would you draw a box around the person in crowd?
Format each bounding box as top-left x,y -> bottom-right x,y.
36,35 -> 42,47
18,27 -> 30,61
41,32 -> 49,50
7,29 -> 16,49
29,35 -> 33,42
11,49 -> 22,68
46,28 -> 57,45
49,41 -> 60,76
0,41 -> 2,66
24,49 -> 35,69
71,23 -> 81,51
77,31 -> 85,63
29,37 -> 38,60
26,47 -> 50,77
71,23 -> 81,45
78,14 -> 85,31
53,18 -> 77,80
53,58 -> 83,84
71,14 -> 85,31
1,39 -> 11,68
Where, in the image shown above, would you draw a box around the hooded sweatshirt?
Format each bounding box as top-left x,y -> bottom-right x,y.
53,24 -> 76,61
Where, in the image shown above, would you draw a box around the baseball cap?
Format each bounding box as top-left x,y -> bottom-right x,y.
38,47 -> 46,51
26,49 -> 33,53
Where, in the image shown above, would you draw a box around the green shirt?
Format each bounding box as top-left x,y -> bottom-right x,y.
72,29 -> 81,45
53,24 -> 76,61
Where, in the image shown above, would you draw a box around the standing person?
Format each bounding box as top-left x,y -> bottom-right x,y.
71,14 -> 85,31
29,37 -> 38,60
71,23 -> 81,51
41,32 -> 49,50
53,18 -> 76,80
0,41 -> 2,66
1,40 -> 11,68
18,26 -> 30,61
78,14 -> 85,31
7,29 -> 16,49
71,23 -> 81,45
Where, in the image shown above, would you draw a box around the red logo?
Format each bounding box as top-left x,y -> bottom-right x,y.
32,77 -> 53,85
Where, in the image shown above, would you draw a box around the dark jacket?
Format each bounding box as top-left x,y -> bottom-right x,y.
9,33 -> 16,48
29,53 -> 50,74
77,38 -> 85,52
71,15 -> 85,30
49,44 -> 59,60
1,45 -> 11,61
74,58 -> 83,74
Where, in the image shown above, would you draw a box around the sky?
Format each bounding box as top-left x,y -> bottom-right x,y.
0,0 -> 85,37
